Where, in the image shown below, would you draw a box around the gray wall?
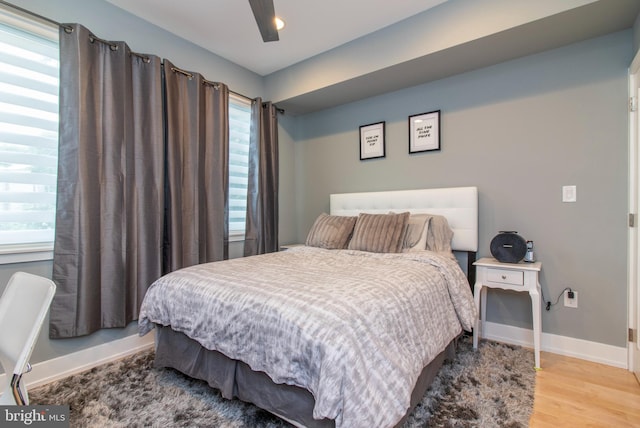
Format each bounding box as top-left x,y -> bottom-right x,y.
634,11 -> 640,53
284,30 -> 632,348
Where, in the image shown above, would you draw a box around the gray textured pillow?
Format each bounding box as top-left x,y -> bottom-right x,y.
348,212 -> 410,253
305,213 -> 357,249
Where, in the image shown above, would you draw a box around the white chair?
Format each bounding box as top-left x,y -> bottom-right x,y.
0,272 -> 56,405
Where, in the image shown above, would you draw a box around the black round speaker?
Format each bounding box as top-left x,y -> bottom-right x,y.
490,231 -> 527,263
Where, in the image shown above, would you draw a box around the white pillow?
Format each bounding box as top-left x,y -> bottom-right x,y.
402,214 -> 430,252
425,214 -> 454,253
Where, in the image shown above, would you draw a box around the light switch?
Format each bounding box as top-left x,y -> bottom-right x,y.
562,185 -> 577,203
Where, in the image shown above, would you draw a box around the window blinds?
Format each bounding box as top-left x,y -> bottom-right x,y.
0,12 -> 59,248
228,94 -> 251,236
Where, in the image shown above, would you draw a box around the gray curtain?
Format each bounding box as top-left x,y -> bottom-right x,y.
244,99 -> 279,256
163,60 -> 229,271
51,24 -> 164,338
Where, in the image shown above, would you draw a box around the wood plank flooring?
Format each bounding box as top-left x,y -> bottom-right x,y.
530,351 -> 640,427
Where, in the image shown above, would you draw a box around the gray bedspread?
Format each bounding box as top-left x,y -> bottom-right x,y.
138,247 -> 477,428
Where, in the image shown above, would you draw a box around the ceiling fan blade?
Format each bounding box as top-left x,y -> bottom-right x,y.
248,0 -> 279,42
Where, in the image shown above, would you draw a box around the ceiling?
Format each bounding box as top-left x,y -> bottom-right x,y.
100,0 -> 640,115
104,0 -> 448,76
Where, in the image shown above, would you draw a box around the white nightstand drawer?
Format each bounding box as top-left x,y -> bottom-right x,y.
487,268 -> 524,286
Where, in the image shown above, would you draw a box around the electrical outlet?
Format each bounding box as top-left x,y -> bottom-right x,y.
564,290 -> 578,308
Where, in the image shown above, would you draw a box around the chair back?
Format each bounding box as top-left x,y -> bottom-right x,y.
0,272 -> 56,404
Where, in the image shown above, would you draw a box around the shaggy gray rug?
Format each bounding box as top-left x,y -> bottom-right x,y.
30,335 -> 535,427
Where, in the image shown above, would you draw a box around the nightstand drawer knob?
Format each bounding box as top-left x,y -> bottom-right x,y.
487,268 -> 524,286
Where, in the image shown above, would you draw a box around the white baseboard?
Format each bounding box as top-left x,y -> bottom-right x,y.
4,331 -> 156,391
482,321 -> 628,369
3,322 -> 628,393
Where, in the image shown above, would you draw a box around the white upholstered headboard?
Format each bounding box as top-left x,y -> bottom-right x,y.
330,186 -> 478,252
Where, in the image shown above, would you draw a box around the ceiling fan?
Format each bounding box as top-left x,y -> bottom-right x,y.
248,0 -> 279,42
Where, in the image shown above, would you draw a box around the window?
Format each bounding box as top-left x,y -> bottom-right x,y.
228,94 -> 251,238
0,8 -> 59,261
0,6 -> 251,258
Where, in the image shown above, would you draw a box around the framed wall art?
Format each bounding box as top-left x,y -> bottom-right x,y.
359,121 -> 385,160
408,110 -> 440,153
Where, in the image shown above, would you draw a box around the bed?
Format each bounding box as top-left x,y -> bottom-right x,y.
138,186 -> 478,428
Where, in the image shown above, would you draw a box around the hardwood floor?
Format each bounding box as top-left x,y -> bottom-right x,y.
530,351 -> 640,427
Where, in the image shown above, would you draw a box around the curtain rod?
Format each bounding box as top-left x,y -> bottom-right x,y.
0,0 -> 284,114
0,0 -> 70,31
169,65 -> 284,114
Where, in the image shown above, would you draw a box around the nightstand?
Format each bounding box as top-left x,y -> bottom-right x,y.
279,244 -> 304,251
472,257 -> 542,369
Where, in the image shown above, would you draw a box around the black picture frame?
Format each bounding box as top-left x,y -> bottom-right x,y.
408,110 -> 440,153
359,121 -> 385,160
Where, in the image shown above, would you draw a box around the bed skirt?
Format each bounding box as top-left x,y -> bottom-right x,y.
153,325 -> 458,427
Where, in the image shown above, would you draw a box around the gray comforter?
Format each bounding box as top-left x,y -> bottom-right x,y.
138,247 -> 477,428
